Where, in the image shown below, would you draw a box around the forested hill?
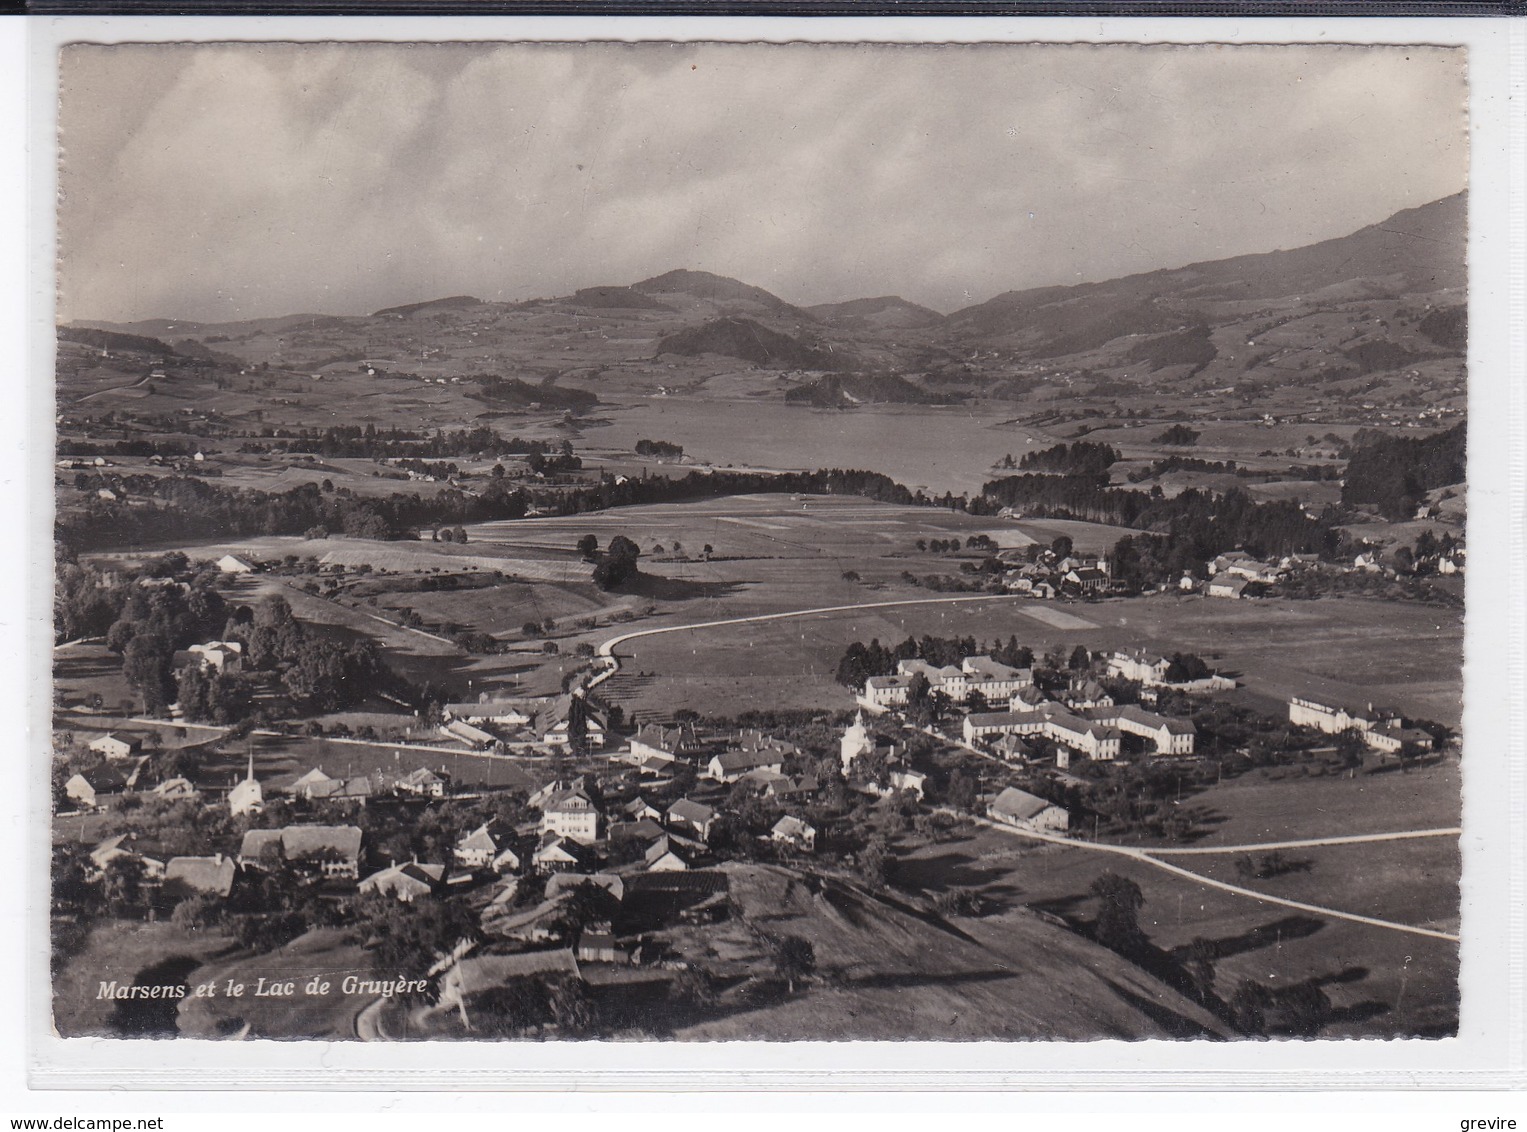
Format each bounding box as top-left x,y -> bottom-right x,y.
1341,423 -> 1466,519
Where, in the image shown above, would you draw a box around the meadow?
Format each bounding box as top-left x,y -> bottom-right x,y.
897,825 -> 1459,1038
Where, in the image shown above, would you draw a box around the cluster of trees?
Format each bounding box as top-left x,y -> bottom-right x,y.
913,535 -> 994,554
1154,424 -> 1201,446
1018,441 -> 1119,476
981,477 -> 1340,569
1341,423 -> 1465,519
234,424 -> 565,460
834,634 -> 1036,690
589,535 -> 642,590
633,438 -> 684,460
58,464 -> 937,555
1125,455 -> 1239,483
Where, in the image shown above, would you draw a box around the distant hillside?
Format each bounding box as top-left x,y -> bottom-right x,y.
784,373 -> 964,408
634,269 -> 814,321
654,317 -> 849,370
467,376 -> 599,411
565,286 -> 674,312
58,325 -> 180,358
808,296 -> 945,330
372,295 -> 482,319
950,193 -> 1466,354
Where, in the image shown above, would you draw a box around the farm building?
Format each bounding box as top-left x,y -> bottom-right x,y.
770,815 -> 817,851
163,854 -> 238,898
437,950 -> 582,1016
988,787 -> 1069,834
87,732 -> 143,761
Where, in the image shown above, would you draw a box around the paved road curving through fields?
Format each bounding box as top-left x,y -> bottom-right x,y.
959,811 -> 1460,943
589,592 -> 1042,690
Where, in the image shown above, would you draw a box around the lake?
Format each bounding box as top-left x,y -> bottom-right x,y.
581,395 -> 1045,497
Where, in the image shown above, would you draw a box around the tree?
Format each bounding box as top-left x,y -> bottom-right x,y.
945,769 -> 977,811
905,672 -> 932,726
1336,728 -> 1367,778
667,966 -> 717,1013
771,935 -> 816,993
1089,871 -> 1147,956
1051,535 -> 1074,559
123,632 -> 174,714
1069,645 -> 1091,672
576,534 -> 599,559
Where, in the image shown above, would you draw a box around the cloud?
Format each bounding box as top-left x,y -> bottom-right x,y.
56,41 -> 1466,322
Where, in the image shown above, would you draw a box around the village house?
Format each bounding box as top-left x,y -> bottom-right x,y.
359,860 -> 444,903
397,767 -> 449,798
958,656 -> 1035,700
1105,650 -> 1173,686
1208,551 -> 1279,582
1094,705 -> 1198,755
163,854 -> 238,899
454,823 -> 521,873
538,695 -> 608,749
538,784 -> 601,844
621,796 -> 662,823
64,764 -> 128,810
441,719 -> 498,750
87,834 -> 138,877
532,832 -> 598,874
964,705 -> 1122,761
215,554 -> 254,574
889,768 -> 929,798
1363,722 -> 1436,756
861,673 -> 914,709
441,699 -> 535,729
1063,567 -> 1109,594
187,640 -> 243,674
988,786 -> 1070,834
237,824 -> 363,880
151,776 -> 198,800
1065,679 -> 1115,711
644,835 -> 697,873
87,732 -> 143,761
1287,696 -> 1398,737
576,928 -> 628,966
1207,576 -> 1249,600
545,872 -> 625,903
437,950 -> 582,1020
770,815 -> 818,851
665,797 -> 716,841
629,722 -> 702,764
705,748 -> 785,783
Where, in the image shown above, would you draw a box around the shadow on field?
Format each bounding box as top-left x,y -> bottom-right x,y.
108,955 -> 203,1038
894,852 -> 1015,893
616,574 -> 746,603
1097,976 -> 1223,1040
1172,915 -> 1326,962
846,968 -> 1017,991
1027,892 -> 1092,919
55,653 -> 122,681
1325,1000 -> 1392,1026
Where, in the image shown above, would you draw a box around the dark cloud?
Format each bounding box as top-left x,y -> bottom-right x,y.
57,41 -> 1466,322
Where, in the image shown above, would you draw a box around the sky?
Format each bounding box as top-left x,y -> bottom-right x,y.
56,41 -> 1467,324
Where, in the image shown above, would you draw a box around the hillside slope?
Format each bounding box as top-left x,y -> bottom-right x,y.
673,863 -> 1231,1041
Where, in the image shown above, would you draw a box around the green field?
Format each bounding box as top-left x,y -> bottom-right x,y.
1134,758 -> 1462,848
897,826 -> 1459,1038
610,588 -> 1462,726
